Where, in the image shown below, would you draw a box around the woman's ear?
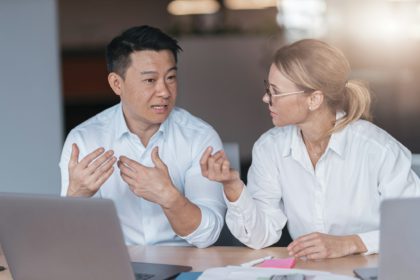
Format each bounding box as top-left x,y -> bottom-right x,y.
108,72 -> 123,97
308,90 -> 324,111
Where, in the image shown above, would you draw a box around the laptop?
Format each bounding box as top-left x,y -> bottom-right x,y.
0,194 -> 191,280
353,197 -> 420,280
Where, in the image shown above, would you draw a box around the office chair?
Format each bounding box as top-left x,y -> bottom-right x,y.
412,154 -> 420,177
214,142 -> 244,246
222,142 -> 241,175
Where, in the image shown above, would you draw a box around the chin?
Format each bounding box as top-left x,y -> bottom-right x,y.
273,119 -> 290,128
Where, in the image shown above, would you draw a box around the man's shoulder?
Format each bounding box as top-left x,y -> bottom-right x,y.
169,107 -> 216,135
68,104 -> 119,137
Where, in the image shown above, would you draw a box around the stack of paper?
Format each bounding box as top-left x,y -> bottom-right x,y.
198,266 -> 358,280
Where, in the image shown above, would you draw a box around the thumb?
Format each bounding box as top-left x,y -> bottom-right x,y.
151,146 -> 166,170
69,143 -> 79,168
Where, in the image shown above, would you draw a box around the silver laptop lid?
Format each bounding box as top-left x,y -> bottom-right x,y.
379,197 -> 420,280
0,194 -> 135,280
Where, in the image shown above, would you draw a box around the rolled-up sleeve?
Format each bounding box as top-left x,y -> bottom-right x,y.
180,129 -> 226,248
226,140 -> 287,249
360,141 -> 420,254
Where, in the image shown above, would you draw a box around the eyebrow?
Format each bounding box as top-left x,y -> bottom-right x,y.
140,66 -> 178,75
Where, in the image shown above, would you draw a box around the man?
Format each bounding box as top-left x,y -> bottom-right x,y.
59,25 -> 226,248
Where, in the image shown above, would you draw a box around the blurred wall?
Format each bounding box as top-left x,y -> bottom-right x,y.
177,35 -> 278,159
0,0 -> 63,194
60,0 -> 420,166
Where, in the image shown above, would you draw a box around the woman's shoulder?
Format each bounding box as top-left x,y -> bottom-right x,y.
347,119 -> 408,154
254,125 -> 294,149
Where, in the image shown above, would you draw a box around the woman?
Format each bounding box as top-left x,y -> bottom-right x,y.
200,39 -> 420,259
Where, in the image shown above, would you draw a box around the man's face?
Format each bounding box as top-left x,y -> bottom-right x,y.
112,50 -> 177,131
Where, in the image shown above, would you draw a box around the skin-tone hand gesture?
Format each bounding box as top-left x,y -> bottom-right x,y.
287,232 -> 367,259
117,147 -> 179,208
67,144 -> 117,197
118,146 -> 202,236
200,146 -> 243,202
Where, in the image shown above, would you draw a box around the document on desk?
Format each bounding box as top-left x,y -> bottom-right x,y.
198,266 -> 358,280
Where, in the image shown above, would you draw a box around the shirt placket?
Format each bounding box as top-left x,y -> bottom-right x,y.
136,132 -> 163,245
313,157 -> 326,233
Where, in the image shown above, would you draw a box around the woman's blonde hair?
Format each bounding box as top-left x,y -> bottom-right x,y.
273,39 -> 372,134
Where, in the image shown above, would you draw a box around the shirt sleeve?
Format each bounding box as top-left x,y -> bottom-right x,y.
225,140 -> 287,249
59,131 -> 75,196
359,141 -> 420,254
179,129 -> 226,248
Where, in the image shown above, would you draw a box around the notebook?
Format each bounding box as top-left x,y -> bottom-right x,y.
353,197 -> 420,280
0,193 -> 191,280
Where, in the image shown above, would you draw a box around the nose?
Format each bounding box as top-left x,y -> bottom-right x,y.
156,80 -> 171,99
262,93 -> 270,104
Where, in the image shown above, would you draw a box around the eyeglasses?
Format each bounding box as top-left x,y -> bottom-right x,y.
264,80 -> 306,106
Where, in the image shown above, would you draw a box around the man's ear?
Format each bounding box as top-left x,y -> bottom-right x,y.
108,72 -> 123,97
307,90 -> 324,111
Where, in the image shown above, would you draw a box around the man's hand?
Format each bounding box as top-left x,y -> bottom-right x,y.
117,147 -> 179,208
200,146 -> 243,202
287,232 -> 367,259
67,144 -> 116,197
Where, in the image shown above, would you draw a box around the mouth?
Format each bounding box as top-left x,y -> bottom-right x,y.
151,104 -> 169,114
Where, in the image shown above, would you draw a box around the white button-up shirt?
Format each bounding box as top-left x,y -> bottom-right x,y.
226,119 -> 420,254
60,103 -> 226,248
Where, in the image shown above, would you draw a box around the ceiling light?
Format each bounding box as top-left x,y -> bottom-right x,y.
167,0 -> 220,16
225,0 -> 277,10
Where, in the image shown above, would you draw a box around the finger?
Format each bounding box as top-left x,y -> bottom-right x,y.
93,156 -> 116,176
221,160 -> 231,176
212,155 -> 225,175
200,147 -> 213,176
119,156 -> 142,172
92,166 -> 115,192
87,150 -> 114,174
294,245 -> 321,259
69,143 -> 80,168
292,241 -> 319,258
305,252 -> 325,260
288,233 -> 318,251
151,147 -> 166,170
289,238 -> 320,257
117,160 -> 137,179
212,150 -> 225,162
120,172 -> 137,188
79,147 -> 106,168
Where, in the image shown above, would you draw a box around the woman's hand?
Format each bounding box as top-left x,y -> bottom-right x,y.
287,232 -> 367,259
200,146 -> 244,202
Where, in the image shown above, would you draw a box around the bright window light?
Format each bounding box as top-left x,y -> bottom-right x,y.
277,0 -> 327,38
167,0 -> 220,16
225,0 -> 277,10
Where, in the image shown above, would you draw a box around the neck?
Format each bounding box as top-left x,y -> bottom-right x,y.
299,107 -> 336,166
122,112 -> 161,147
131,124 -> 160,147
299,107 -> 336,144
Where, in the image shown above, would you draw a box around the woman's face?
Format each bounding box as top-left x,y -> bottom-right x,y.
263,64 -> 311,127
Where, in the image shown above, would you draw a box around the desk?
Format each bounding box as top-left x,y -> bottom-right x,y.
0,246 -> 378,279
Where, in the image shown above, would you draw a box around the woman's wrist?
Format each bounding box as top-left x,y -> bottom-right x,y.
223,179 -> 244,202
347,234 -> 368,255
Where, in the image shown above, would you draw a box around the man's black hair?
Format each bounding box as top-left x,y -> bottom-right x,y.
106,25 -> 182,78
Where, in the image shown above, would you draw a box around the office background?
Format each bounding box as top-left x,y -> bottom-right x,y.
2,0 -> 420,194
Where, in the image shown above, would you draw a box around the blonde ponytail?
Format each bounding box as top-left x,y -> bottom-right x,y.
332,80 -> 372,134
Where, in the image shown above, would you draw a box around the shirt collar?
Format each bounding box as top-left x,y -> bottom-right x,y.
115,103 -> 170,140
282,111 -> 348,158
115,103 -> 130,139
327,111 -> 348,158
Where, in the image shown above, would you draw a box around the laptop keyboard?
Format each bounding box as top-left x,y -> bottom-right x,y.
135,273 -> 155,280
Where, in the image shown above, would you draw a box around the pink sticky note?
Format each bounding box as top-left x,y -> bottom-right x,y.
257,257 -> 296,269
